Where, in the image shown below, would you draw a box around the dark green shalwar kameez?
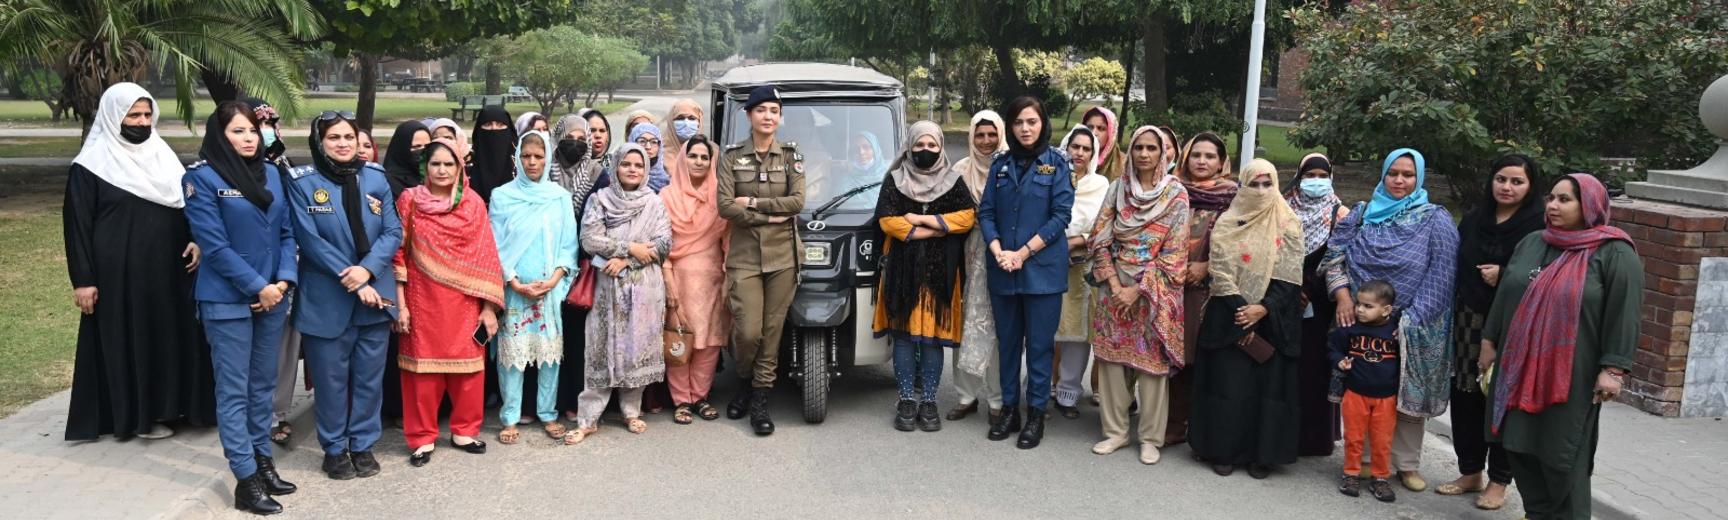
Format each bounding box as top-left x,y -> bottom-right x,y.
1482,235 -> 1642,520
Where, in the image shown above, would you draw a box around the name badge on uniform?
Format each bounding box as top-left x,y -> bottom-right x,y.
367,195 -> 383,215
217,189 -> 244,198
758,170 -> 768,182
307,205 -> 334,214
997,166 -> 1009,178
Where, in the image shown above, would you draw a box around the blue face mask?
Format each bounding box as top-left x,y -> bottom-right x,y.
673,119 -> 699,141
260,127 -> 277,149
1299,177 -> 1333,198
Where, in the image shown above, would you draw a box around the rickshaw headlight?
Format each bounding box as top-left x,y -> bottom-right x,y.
802,242 -> 833,267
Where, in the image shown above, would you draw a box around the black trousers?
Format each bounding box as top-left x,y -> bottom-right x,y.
1449,386 -> 1514,484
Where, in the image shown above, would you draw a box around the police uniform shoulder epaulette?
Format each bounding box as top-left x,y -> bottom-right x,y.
781,141 -> 797,149
184,159 -> 208,171
990,151 -> 1006,160
725,142 -> 747,150
289,165 -> 318,180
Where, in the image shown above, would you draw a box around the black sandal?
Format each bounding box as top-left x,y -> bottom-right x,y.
270,421 -> 292,445
693,400 -> 719,421
673,404 -> 695,424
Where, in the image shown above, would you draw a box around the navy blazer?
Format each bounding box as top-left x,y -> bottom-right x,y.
182,162 -> 298,317
977,148 -> 1074,295
286,163 -> 402,339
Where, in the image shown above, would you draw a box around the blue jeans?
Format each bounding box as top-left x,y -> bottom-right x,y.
201,304 -> 287,478
303,322 -> 390,456
892,336 -> 945,403
991,293 -> 1061,412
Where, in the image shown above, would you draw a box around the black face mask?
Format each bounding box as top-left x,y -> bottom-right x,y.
120,124 -> 152,144
557,139 -> 588,164
910,149 -> 941,169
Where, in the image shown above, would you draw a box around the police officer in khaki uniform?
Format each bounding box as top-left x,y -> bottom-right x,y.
716,86 -> 805,436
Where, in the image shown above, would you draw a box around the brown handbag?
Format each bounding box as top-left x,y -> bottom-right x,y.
662,306 -> 693,366
564,258 -> 596,310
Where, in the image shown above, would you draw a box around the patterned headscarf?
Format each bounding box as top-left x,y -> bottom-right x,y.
1208,159 -> 1305,303
1287,152 -> 1342,254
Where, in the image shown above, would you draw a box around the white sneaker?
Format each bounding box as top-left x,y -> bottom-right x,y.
1139,444 -> 1162,465
1092,437 -> 1129,455
138,423 -> 175,440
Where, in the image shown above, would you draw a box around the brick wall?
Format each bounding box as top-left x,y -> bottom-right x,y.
1263,47 -> 1310,122
1610,198 -> 1728,416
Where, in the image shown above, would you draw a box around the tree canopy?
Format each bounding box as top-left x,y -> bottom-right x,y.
0,0 -> 324,131
504,27 -> 647,114
310,0 -> 572,129
1290,0 -> 1728,198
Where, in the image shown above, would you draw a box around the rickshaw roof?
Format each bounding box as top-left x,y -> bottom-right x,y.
713,63 -> 902,94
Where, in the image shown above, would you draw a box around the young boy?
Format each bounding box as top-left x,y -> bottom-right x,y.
1330,280 -> 1400,502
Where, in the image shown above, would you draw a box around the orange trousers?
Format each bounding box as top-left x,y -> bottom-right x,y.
401,370 -> 484,450
1341,390 -> 1396,479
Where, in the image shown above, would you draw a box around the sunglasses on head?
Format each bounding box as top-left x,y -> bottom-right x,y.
318,110 -> 356,121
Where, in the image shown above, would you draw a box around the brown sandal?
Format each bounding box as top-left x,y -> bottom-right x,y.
625,416 -> 648,434
498,427 -> 520,445
563,427 -> 596,445
543,421 -> 567,439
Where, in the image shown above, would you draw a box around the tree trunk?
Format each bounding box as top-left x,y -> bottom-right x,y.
356,52 -> 380,132
991,44 -> 1019,105
1120,37 -> 1137,121
1141,16 -> 1169,115
199,68 -> 243,104
484,62 -> 502,95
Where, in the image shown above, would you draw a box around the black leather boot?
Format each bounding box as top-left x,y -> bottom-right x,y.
748,388 -> 775,436
727,379 -> 752,420
893,400 -> 917,432
987,407 -> 1021,441
233,473 -> 283,515
1017,408 -> 1045,449
254,454 -> 296,495
916,402 -> 942,432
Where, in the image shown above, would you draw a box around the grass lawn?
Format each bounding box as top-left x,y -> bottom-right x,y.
0,179 -> 78,417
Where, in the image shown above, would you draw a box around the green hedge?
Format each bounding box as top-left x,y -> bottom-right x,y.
444,82 -> 482,102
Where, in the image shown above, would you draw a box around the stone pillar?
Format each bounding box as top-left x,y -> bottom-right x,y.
1615,72 -> 1728,417
1608,201 -> 1728,416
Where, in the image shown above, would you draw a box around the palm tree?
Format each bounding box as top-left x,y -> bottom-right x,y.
0,0 -> 324,134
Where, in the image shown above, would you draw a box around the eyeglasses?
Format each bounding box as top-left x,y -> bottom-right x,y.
317,110 -> 355,121
636,137 -> 661,146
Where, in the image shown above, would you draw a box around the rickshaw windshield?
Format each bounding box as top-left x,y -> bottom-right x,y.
727,103 -> 897,212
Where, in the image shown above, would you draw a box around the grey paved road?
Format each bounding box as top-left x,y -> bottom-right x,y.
229,364 -> 1511,519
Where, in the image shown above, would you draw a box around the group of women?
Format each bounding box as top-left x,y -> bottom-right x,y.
65,80 -> 1640,519
880,95 -> 1641,519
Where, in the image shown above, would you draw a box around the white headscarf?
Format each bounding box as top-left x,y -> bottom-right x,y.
72,83 -> 185,208
953,110 -> 1007,203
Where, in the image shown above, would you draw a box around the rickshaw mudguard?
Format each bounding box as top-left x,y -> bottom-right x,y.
788,289 -> 851,328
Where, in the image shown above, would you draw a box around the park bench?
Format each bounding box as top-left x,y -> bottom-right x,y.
450,95 -> 506,121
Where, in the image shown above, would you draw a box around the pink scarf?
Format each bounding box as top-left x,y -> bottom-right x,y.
661,140 -> 727,260
1492,173 -> 1631,432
